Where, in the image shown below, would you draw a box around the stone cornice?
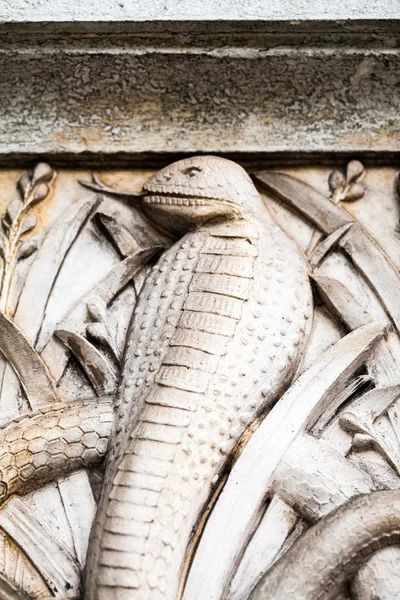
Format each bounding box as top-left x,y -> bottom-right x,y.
0,18 -> 398,161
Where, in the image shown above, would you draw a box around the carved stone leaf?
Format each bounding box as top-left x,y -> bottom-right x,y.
0,231 -> 7,252
0,311 -> 60,406
56,329 -> 117,395
31,162 -> 53,186
6,198 -> 22,224
328,169 -> 345,193
15,195 -> 101,353
311,275 -> 371,329
41,247 -> 159,384
0,498 -> 80,598
309,223 -> 353,268
17,174 -> 31,197
254,170 -> 352,233
86,296 -> 108,324
96,212 -> 140,257
255,171 -> 400,334
86,321 -> 108,340
20,213 -> 37,235
346,160 -> 365,184
17,237 -> 38,260
344,182 -> 365,202
31,183 -> 49,205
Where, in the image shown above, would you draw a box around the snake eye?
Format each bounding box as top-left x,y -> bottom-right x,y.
183,167 -> 201,178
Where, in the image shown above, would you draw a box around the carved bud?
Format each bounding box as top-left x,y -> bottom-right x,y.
344,183 -> 365,202
6,198 -> 23,224
328,169 -> 345,193
86,322 -> 109,345
17,237 -> 38,260
18,174 -> 31,197
86,321 -> 120,363
32,183 -> 49,204
32,163 -> 54,186
20,213 -> 37,234
346,160 -> 365,184
87,296 -> 108,324
352,433 -> 375,451
0,231 -> 7,252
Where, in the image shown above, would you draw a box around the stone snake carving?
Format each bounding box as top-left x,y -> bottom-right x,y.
0,157 -> 313,598
84,156 -> 313,599
0,399 -> 112,504
250,490 -> 400,600
0,157 -> 398,600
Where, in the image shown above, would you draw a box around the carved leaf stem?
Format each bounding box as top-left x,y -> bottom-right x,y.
0,163 -> 54,314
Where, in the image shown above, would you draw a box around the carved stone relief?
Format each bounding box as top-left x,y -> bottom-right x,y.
0,157 -> 399,599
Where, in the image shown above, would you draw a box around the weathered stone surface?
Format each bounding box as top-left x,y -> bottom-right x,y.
0,26 -> 399,159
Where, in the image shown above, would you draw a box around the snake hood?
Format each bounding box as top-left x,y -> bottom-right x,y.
142,156 -> 269,234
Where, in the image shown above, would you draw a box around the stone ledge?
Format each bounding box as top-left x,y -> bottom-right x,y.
0,19 -> 399,159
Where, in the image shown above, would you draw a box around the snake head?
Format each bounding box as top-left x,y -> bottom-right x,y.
142,155 -> 265,234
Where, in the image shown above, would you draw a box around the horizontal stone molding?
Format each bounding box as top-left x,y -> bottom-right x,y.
0,22 -> 399,159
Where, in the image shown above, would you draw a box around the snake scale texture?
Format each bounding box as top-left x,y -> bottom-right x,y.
85,157 -> 312,600
251,490 -> 400,600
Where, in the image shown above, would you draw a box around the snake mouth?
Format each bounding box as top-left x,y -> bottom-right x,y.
143,195 -> 211,207
141,191 -> 242,234
142,189 -> 239,208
